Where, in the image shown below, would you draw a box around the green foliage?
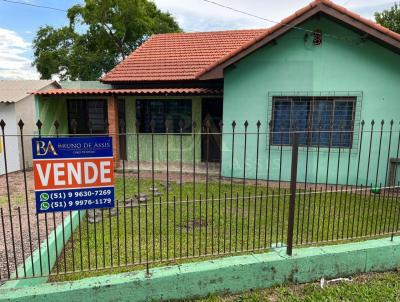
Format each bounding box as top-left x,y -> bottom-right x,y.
33,0 -> 181,80
375,3 -> 400,34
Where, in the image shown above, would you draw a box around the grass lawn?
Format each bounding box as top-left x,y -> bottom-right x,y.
196,270 -> 400,302
49,176 -> 400,282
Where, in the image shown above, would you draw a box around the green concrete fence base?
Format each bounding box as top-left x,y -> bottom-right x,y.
1,236 -> 399,301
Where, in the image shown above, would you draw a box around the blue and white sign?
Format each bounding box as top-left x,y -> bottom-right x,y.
32,137 -> 115,213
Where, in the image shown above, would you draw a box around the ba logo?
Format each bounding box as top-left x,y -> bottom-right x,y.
36,140 -> 58,156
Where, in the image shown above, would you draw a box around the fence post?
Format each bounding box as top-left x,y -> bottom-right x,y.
287,132 -> 299,256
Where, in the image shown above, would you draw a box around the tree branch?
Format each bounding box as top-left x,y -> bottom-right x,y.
102,23 -> 125,59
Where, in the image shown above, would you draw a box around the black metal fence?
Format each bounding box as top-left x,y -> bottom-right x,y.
0,118 -> 399,282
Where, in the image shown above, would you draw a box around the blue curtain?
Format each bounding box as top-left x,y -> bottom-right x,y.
311,100 -> 333,147
332,101 -> 354,147
272,101 -> 291,145
272,97 -> 354,148
291,100 -> 310,145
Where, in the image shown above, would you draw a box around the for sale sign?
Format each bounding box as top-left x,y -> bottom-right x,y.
32,137 -> 115,213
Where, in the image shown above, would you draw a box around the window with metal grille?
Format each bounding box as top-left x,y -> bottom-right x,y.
67,99 -> 108,134
136,99 -> 192,133
271,96 -> 356,148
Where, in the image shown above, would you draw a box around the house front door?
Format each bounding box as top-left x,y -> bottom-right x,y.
201,98 -> 223,162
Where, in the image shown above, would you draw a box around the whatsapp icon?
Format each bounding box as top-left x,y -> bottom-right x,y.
40,202 -> 50,211
40,193 -> 49,202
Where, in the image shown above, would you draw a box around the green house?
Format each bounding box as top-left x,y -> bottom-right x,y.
34,0 -> 400,186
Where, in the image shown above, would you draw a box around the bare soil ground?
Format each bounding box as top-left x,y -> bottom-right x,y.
0,171 -> 63,283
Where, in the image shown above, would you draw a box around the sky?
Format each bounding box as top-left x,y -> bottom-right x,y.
0,0 -> 396,80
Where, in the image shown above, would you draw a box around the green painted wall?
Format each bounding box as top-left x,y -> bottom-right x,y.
35,96 -> 68,135
36,81 -> 112,136
35,94 -> 205,163
222,16 -> 400,185
125,96 -> 202,163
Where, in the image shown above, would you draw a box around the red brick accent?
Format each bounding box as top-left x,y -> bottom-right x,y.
107,95 -> 120,167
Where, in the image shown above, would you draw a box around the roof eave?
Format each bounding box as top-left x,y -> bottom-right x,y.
98,79 -> 224,88
33,88 -> 223,97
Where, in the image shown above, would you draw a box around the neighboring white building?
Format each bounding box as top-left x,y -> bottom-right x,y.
0,80 -> 59,175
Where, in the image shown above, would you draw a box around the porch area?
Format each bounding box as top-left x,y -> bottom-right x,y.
33,87 -> 224,172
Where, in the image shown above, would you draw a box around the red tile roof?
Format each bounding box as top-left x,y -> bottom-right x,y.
101,29 -> 268,82
33,88 -> 222,96
102,0 -> 400,84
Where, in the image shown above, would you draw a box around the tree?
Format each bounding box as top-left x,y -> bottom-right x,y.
375,3 -> 400,34
33,0 -> 181,80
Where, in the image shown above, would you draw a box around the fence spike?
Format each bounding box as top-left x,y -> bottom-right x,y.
70,119 -> 78,134
119,119 -> 126,130
53,120 -> 59,130
18,119 -> 24,130
35,120 -> 42,131
88,120 -> 93,134
165,119 -> 172,132
292,120 -> 297,130
244,120 -> 249,128
0,119 -> 5,130
205,119 -> 211,131
119,119 -> 126,129
149,119 -> 155,133
105,120 -> 109,134
256,120 -> 261,128
318,119 -> 323,129
178,119 -> 184,132
232,120 -> 236,129
119,119 -> 126,135
135,120 -> 140,130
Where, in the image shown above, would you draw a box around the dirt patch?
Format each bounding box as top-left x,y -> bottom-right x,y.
0,170 -> 34,198
181,219 -> 208,231
0,208 -> 64,282
0,170 -> 64,282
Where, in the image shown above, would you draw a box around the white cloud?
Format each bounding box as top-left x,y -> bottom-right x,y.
153,0 -> 396,32
350,1 -> 396,19
153,0 -> 300,31
0,28 -> 39,80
